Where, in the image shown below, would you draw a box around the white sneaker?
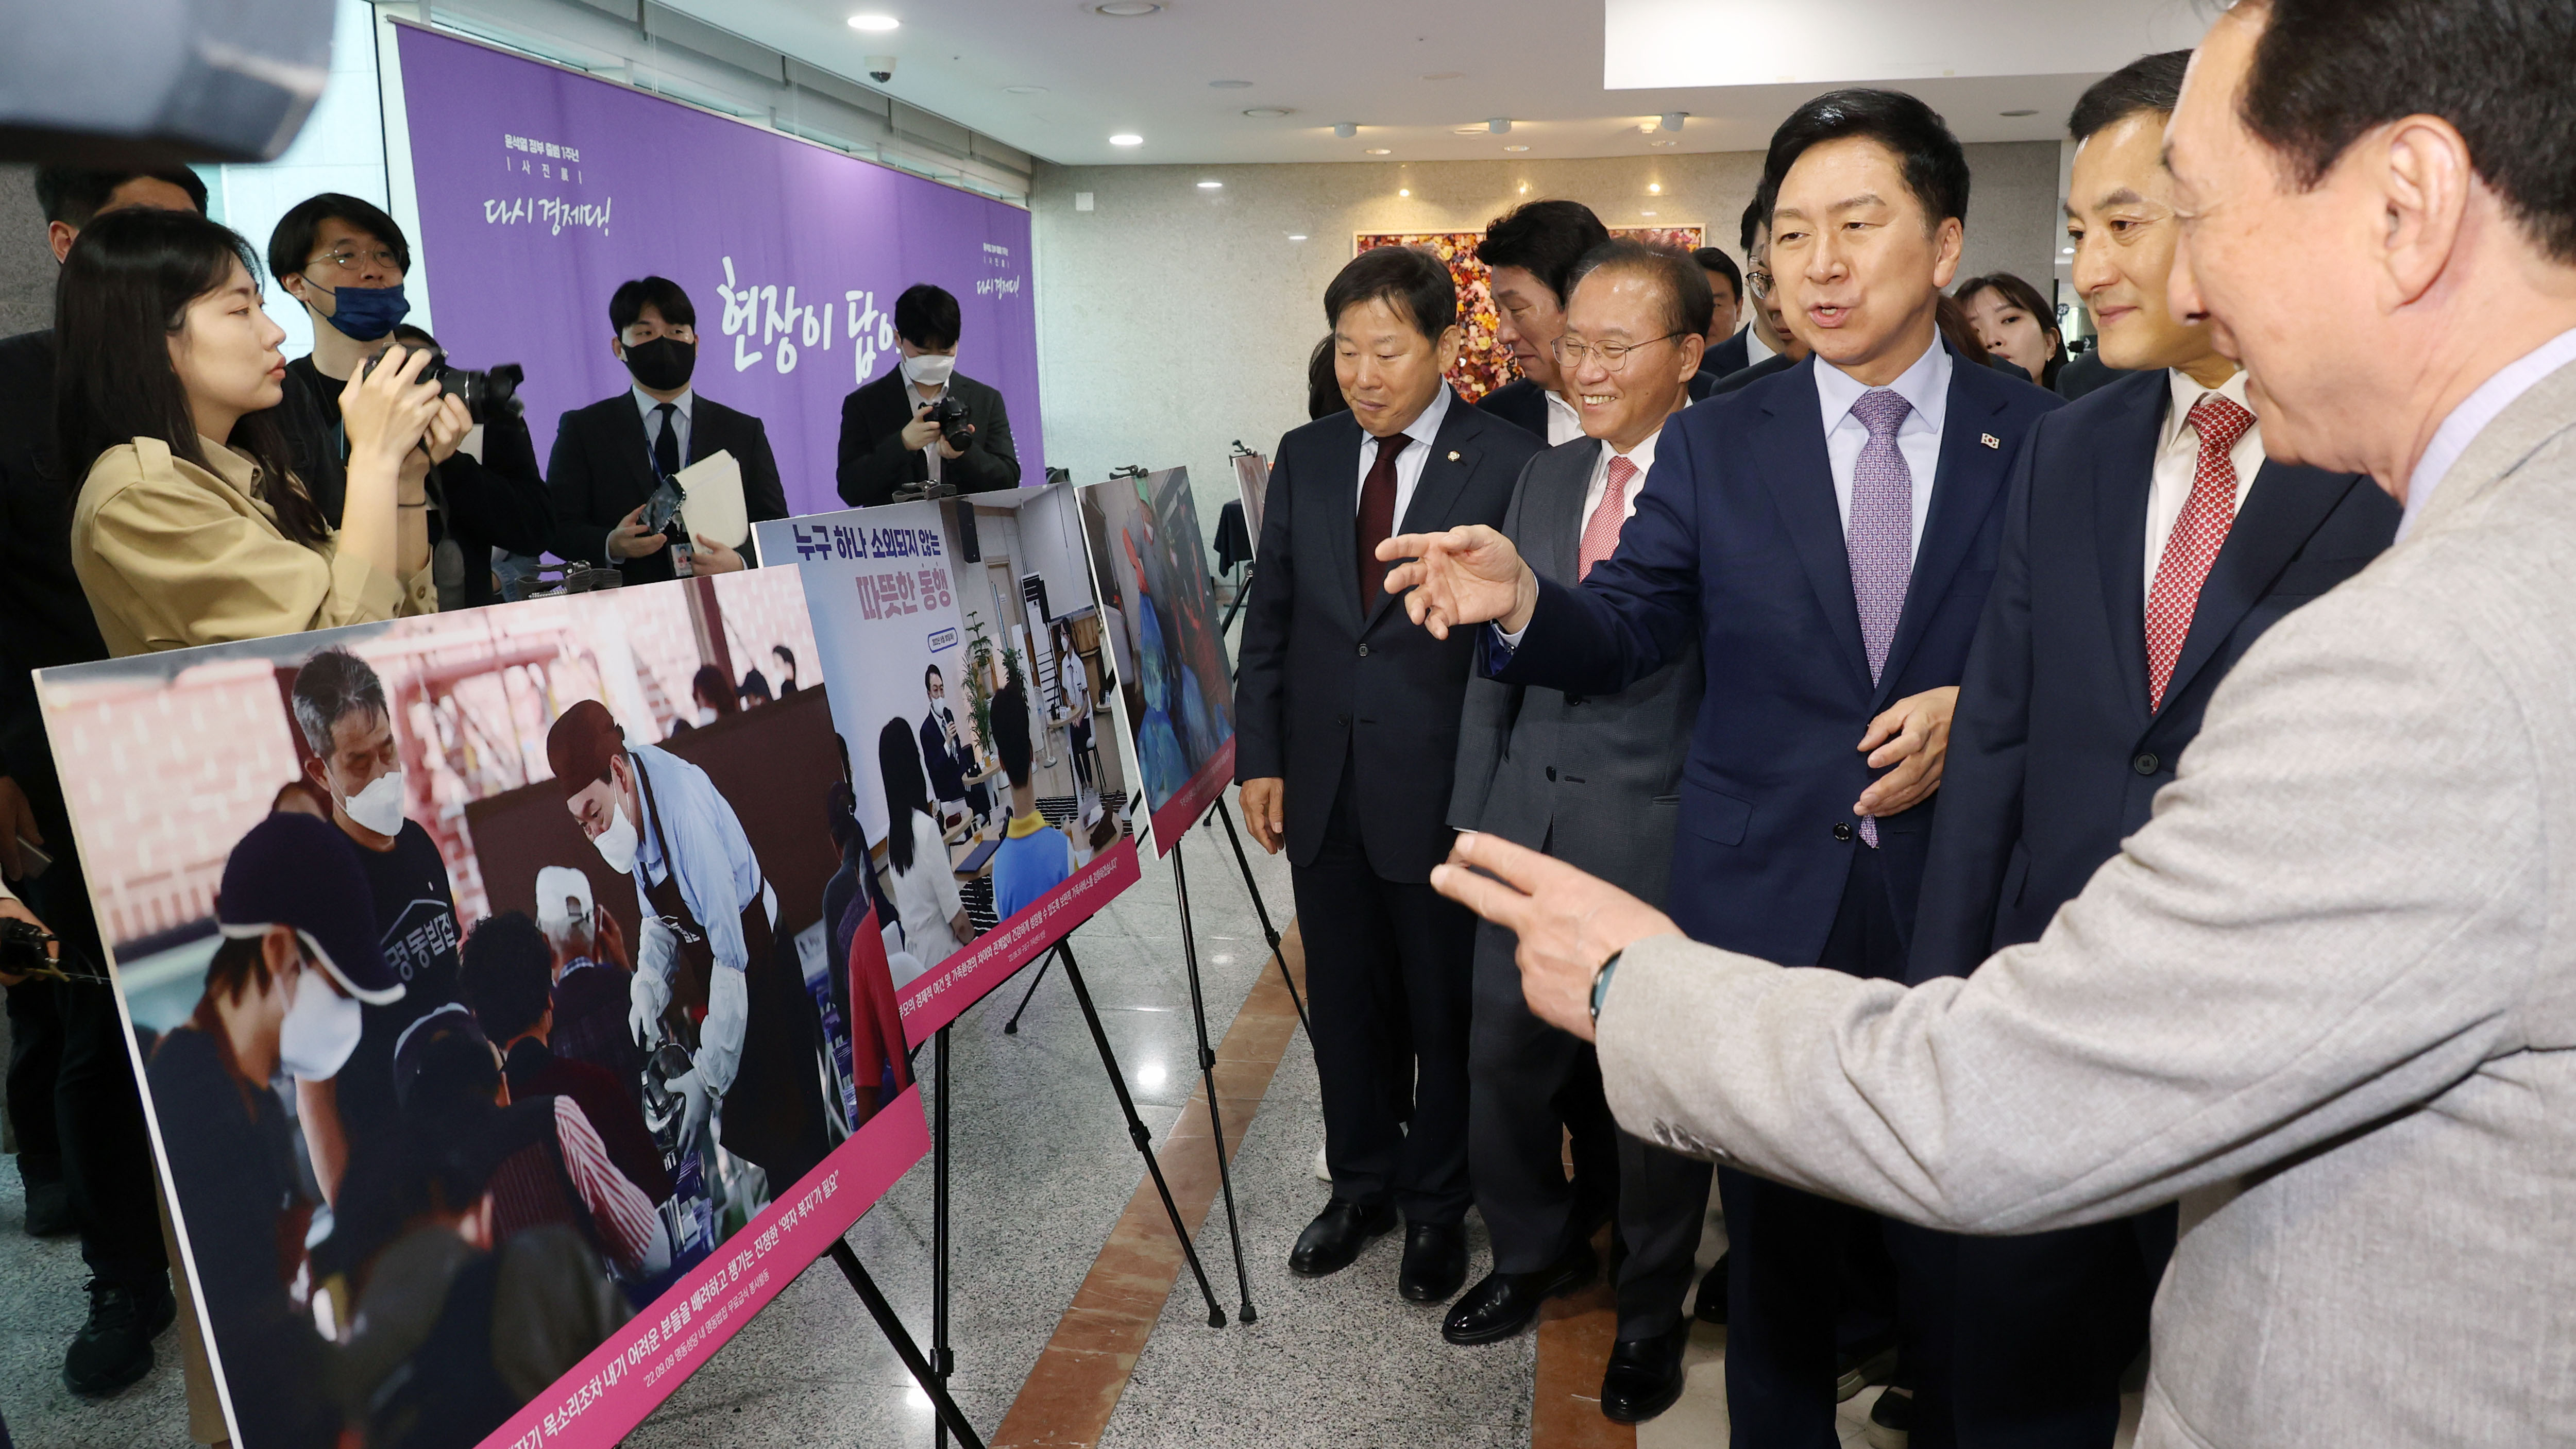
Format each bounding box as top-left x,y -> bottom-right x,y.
1313,1141 -> 1332,1182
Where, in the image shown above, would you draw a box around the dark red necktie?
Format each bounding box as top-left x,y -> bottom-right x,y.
1355,434 -> 1410,610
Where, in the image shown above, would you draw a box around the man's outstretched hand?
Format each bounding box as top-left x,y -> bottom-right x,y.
1376,526 -> 1539,638
1430,831 -> 1680,1041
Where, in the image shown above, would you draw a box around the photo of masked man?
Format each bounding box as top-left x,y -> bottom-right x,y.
918,664 -> 991,831
289,646 -> 462,1205
545,700 -> 833,1197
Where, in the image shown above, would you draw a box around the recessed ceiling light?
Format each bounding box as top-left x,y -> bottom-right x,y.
1286,233 -> 1308,241
2061,246 -> 2076,254
1005,84 -> 1048,94
1419,71 -> 1464,81
2000,108 -> 2040,117
1209,79 -> 1252,89
1365,147 -> 1391,155
1650,139 -> 1679,147
1243,107 -> 1292,119
1503,144 -> 1529,153
1648,183 -> 1662,194
1109,133 -> 1143,146
1640,210 -> 1657,216
1451,126 -> 1486,135
1398,188 -> 1411,196
847,13 -> 899,30
1196,180 -> 1222,189
1089,2 -> 1162,13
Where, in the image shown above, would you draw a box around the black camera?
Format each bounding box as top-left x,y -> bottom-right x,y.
360,347 -> 526,424
930,392 -> 972,450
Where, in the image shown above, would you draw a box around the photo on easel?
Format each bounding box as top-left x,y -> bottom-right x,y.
1076,467 -> 1239,856
35,569 -> 928,1449
757,481 -> 1143,1046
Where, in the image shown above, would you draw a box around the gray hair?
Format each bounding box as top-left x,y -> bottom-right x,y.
291,647 -> 389,756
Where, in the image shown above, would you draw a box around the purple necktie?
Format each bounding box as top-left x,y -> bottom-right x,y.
1846,387 -> 1914,847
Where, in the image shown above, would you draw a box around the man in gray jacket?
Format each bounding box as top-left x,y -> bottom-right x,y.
1391,3 -> 2576,1444
1440,241 -> 1711,1422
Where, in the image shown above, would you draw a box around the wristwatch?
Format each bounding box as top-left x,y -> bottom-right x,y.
1589,950 -> 1624,1025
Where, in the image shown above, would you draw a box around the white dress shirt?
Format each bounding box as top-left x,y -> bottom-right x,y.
2144,368 -> 2264,601
1814,339 -> 1951,566
1744,324 -> 1777,367
618,385 -> 698,561
911,379 -> 951,485
2401,325 -> 2576,541
1543,387 -> 1585,447
1581,427 -> 1664,532
1355,383 -> 1454,526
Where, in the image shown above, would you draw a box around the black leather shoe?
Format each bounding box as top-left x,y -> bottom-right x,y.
1290,1199 -> 1396,1278
1397,1221 -> 1468,1303
1441,1242 -> 1598,1344
1836,1331 -> 1900,1401
1864,1386 -> 1912,1449
1692,1254 -> 1728,1324
63,1275 -> 175,1398
1600,1322 -> 1692,1424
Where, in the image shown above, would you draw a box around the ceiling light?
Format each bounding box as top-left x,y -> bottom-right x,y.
1398,187 -> 1411,197
1659,110 -> 1687,132
1648,182 -> 1662,194
846,13 -> 899,30
1640,210 -> 1657,216
1005,84 -> 1048,94
1088,2 -> 1162,14
1109,133 -> 1143,146
1650,139 -> 1679,147
1452,125 -> 1486,135
1243,107 -> 1292,118
2061,246 -> 2076,254
1365,147 -> 1391,155
1487,118 -> 1511,134
1286,233 -> 1307,241
1196,180 -> 1222,189
1332,122 -> 1357,139
1999,108 -> 2039,117
1518,182 -> 1528,193
1209,79 -> 1252,89
1503,144 -> 1528,153
1419,71 -> 1464,81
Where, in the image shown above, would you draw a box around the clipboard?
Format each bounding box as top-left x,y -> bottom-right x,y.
674,449 -> 747,548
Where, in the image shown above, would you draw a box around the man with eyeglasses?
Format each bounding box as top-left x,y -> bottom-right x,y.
545,275 -> 789,586
1709,192 -> 1816,398
268,193 -> 553,609
1441,240 -> 1714,1423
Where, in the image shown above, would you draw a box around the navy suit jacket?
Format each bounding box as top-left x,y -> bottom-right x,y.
1908,368 -> 2399,983
1496,344 -> 2063,964
1236,391 -> 1544,881
1696,326 -> 1752,386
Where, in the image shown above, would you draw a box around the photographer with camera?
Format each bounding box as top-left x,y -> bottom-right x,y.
63,208 -> 448,654
835,282 -> 1020,508
547,275 -> 788,586
267,195 -> 554,610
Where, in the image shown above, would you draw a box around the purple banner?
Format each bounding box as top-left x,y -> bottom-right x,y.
393,24 -> 1040,523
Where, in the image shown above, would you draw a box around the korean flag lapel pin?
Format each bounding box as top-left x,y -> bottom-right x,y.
1447,449 -> 1461,463
1980,432 -> 2001,449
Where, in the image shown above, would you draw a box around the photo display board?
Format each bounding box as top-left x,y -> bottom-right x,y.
1076,468 -> 1239,856
395,23 -> 1041,521
756,481 -> 1141,1044
38,568 -> 927,1449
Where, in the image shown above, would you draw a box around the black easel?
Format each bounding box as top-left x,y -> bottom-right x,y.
1168,842 -> 1258,1323
1201,799 -> 1309,1036
827,1238 -> 986,1448
931,1026 -> 953,1447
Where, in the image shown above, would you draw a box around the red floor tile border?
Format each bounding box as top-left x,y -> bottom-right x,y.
1530,1225 -> 1637,1449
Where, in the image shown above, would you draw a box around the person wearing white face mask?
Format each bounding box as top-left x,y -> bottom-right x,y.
834,282 -> 1022,508
545,699 -> 835,1196
286,646 -> 463,1207
150,812 -> 405,1449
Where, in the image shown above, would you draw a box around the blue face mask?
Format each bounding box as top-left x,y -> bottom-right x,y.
310,277 -> 411,341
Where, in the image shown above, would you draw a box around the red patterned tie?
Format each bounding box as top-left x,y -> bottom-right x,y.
1578,454 -> 1638,580
1354,434 -> 1409,610
2144,393 -> 2257,711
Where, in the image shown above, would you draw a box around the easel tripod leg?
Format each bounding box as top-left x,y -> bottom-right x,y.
1207,800 -> 1309,1035
827,1239 -> 986,1449
1172,846 -> 1259,1322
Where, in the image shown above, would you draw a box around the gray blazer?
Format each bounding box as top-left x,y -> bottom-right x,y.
1449,436 -> 1704,907
1595,360 -> 2576,1448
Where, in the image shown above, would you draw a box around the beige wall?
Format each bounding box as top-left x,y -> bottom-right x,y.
1029,142 -> 2063,545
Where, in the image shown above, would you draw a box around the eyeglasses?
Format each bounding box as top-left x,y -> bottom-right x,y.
308,247 -> 403,274
1745,268 -> 1775,301
1550,332 -> 1684,373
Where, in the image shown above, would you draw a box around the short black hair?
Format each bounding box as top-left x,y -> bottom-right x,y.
1324,245 -> 1456,341
291,647 -> 388,758
991,680 -> 1032,787
1307,333 -> 1346,419
924,664 -> 943,689
2070,51 -> 2192,144
2239,0 -> 2576,264
1568,240 -> 1716,341
610,275 -> 695,332
894,283 -> 961,348
1760,88 -> 1971,233
1689,246 -> 1743,308
33,166 -> 207,227
459,912 -> 553,1045
267,192 -> 411,283
1738,187 -> 1774,256
1477,199 -> 1611,305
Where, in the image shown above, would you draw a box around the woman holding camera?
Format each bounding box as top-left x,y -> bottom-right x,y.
59,209 -> 461,656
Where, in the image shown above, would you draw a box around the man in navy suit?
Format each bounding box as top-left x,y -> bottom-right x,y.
1904,53 -> 2399,1448
1708,195 -> 1812,398
1236,245 -> 1545,1304
1383,90 -> 2062,1447
1693,245 -> 1750,383
1473,200 -> 1609,446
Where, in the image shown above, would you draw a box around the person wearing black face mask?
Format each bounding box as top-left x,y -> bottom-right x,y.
269,195 -> 555,609
834,282 -> 1020,508
546,275 -> 788,586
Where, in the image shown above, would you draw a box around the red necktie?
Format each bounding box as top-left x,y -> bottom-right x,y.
1578,454 -> 1638,580
2144,393 -> 2257,711
1355,434 -> 1409,610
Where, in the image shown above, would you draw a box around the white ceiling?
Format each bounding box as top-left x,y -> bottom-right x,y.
660,0 -> 2212,168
